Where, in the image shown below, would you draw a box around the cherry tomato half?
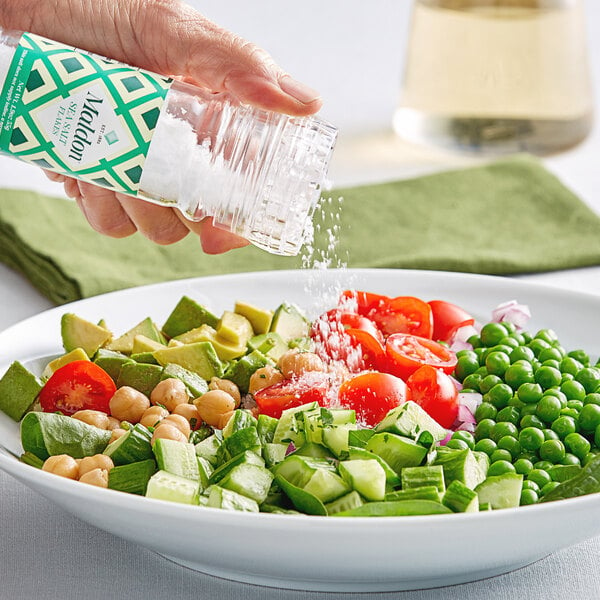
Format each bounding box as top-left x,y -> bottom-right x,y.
253,372 -> 330,419
406,365 -> 459,428
428,300 -> 475,343
338,372 -> 407,427
384,333 -> 458,380
367,296 -> 434,339
339,290 -> 390,315
39,360 -> 116,416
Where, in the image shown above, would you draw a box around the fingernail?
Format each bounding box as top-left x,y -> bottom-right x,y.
279,75 -> 321,104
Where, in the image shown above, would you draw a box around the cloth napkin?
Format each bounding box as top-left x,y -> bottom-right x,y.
1,154 -> 600,305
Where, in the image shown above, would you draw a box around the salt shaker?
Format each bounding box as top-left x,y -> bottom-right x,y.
0,28 -> 337,255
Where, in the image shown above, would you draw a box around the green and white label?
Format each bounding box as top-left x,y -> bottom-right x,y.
0,33 -> 171,195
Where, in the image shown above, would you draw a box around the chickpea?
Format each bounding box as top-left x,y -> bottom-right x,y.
151,423 -> 188,445
79,468 -> 109,488
218,410 -> 235,430
248,365 -> 284,395
109,386 -> 150,423
150,378 -> 189,411
278,349 -> 324,379
161,414 -> 191,438
139,405 -> 169,429
208,378 -> 241,407
193,390 -> 235,428
106,416 -> 121,431
42,455 -> 79,480
172,403 -> 202,429
109,428 -> 127,444
71,409 -> 110,430
79,454 -> 114,477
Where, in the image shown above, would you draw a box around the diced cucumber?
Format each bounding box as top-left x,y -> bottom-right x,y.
347,447 -> 400,487
262,442 -> 289,467
153,438 -> 199,481
194,433 -> 222,467
222,427 -> 262,459
257,413 -> 278,445
442,480 -> 479,513
103,423 -> 153,466
222,409 -> 258,438
219,463 -> 274,504
339,459 -> 386,501
475,473 -> 523,509
348,429 -> 375,449
208,450 -> 265,485
274,454 -> 335,489
321,424 -> 357,457
108,459 -> 157,495
303,469 -> 350,503
274,475 -> 327,516
145,470 -> 200,505
365,432 -> 428,474
334,500 -> 453,517
294,442 -> 335,460
385,486 -> 442,503
401,465 -> 446,494
433,448 -> 487,490
375,401 -> 448,442
197,456 -> 214,492
207,485 -> 260,512
273,402 -> 318,445
325,491 -> 364,515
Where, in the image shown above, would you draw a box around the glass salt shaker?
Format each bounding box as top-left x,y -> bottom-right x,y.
0,28 -> 337,255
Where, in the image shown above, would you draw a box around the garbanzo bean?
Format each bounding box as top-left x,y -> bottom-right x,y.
139,405 -> 169,429
79,454 -> 114,477
109,386 -> 150,423
278,349 -> 324,379
109,428 -> 127,444
42,455 -> 79,480
106,416 -> 121,431
172,403 -> 202,429
151,423 -> 188,445
208,378 -> 242,407
150,378 -> 189,412
193,390 -> 235,428
79,468 -> 109,488
161,413 -> 191,438
248,365 -> 284,395
71,409 -> 110,430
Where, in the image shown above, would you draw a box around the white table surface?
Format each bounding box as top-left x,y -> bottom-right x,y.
2,1 -> 600,598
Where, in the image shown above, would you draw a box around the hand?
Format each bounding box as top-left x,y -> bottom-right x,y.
6,0 -> 322,253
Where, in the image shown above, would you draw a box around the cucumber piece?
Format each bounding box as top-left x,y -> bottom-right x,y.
248,332 -> 288,361
335,500 -> 453,517
347,447 -> 401,487
21,412 -> 112,460
197,456 -> 214,492
433,448 -> 487,490
208,450 -> 265,485
257,413 -> 278,445
269,302 -> 309,343
303,469 -> 349,503
348,428 -> 375,449
272,401 -> 318,445
222,427 -> 262,458
146,470 -> 200,505
475,473 -> 523,509
401,465 -> 446,494
274,475 -> 327,516
365,432 -> 428,474
0,361 -> 43,421
222,409 -> 258,438
218,463 -> 274,504
542,455 -> 600,503
108,459 -> 157,495
194,433 -> 222,467
385,486 -> 442,503
262,442 -> 289,467
294,442 -> 335,459
207,485 -> 259,512
103,423 -> 153,466
322,424 -> 357,457
274,454 -> 335,489
339,459 -> 386,501
442,480 -> 479,513
375,401 -> 448,442
325,491 -> 364,515
153,438 -> 199,481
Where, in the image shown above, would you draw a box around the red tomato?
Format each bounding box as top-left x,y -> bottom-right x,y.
339,290 -> 389,315
39,360 -> 116,416
406,365 -> 459,428
344,328 -> 386,370
338,372 -> 407,427
253,372 -> 330,419
384,333 -> 458,380
367,296 -> 434,339
428,300 -> 475,343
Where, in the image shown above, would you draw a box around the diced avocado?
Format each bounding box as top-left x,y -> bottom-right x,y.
339,459 -> 386,502
174,324 -> 247,361
93,349 -> 133,384
216,311 -> 254,346
130,352 -> 159,365
0,361 -> 44,421
248,332 -> 289,361
21,412 -> 112,460
162,296 -> 219,339
153,342 -> 223,380
207,485 -> 259,512
146,470 -> 200,505
132,334 -> 166,354
223,349 -> 272,394
219,463 -> 274,504
475,473 -> 523,509
269,302 -> 310,343
61,313 -> 112,357
160,363 -> 209,398
234,301 -> 273,335
116,362 -> 164,397
375,401 -> 448,442
42,348 -> 90,379
106,317 -> 164,354
443,480 -> 479,513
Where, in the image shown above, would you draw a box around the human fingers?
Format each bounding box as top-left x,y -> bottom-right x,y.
178,214 -> 250,254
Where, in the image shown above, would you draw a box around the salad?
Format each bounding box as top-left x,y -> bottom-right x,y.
1,289 -> 599,516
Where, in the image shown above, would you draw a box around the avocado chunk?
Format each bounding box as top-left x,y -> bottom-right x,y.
223,349 -> 272,393
106,317 -> 165,354
116,362 -> 164,396
61,313 -> 112,357
153,342 -> 223,380
234,300 -> 273,335
0,361 -> 43,421
269,302 -> 309,343
41,348 -> 90,379
174,324 -> 246,361
216,311 -> 254,346
93,349 -> 133,384
162,296 -> 219,339
132,334 -> 166,354
248,332 -> 288,361
160,363 -> 209,398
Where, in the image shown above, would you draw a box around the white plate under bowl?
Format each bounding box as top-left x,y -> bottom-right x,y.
1,268 -> 600,592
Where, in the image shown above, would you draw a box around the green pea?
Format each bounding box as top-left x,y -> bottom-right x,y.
462,373 -> 483,392
467,334 -> 482,349
560,356 -> 584,376
528,338 -> 551,358
584,393 -> 600,406
491,421 -> 518,442
496,406 -> 520,426
578,403 -> 600,432
542,428 -> 560,441
559,407 -> 580,419
567,400 -> 584,413
520,414 -> 545,429
475,402 -> 497,421
520,489 -> 539,505
568,349 -> 590,367
455,354 -> 480,381
528,468 -> 551,488
505,363 -> 535,390
518,451 -> 539,463
517,382 -> 543,404
534,366 -> 562,390
501,321 -> 517,334
451,430 -> 475,449
510,346 -> 535,364
539,439 -> 566,463
564,432 -> 591,460
583,452 -> 598,466
485,383 -> 514,410
534,460 -> 554,471
575,367 -> 600,394
543,389 -> 567,407
534,329 -> 559,344
561,453 -> 581,466
513,458 -> 534,475
498,336 -> 519,349
535,395 -> 562,423
509,395 -> 528,410
497,435 -> 521,459
474,418 -> 496,441
509,332 -> 526,345
551,415 -> 578,439
488,460 -> 515,476
593,423 -> 600,448
474,438 -> 497,456
486,352 -> 511,377
537,347 -> 563,363
480,374 -> 503,395
446,439 -> 469,451
541,481 -> 560,496
519,427 -> 545,451
480,322 -> 509,347
561,379 -> 586,401
541,359 -> 561,370
522,479 -> 540,492
490,449 -> 514,463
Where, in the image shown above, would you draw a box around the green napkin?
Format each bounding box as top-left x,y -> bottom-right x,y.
1,154 -> 600,305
